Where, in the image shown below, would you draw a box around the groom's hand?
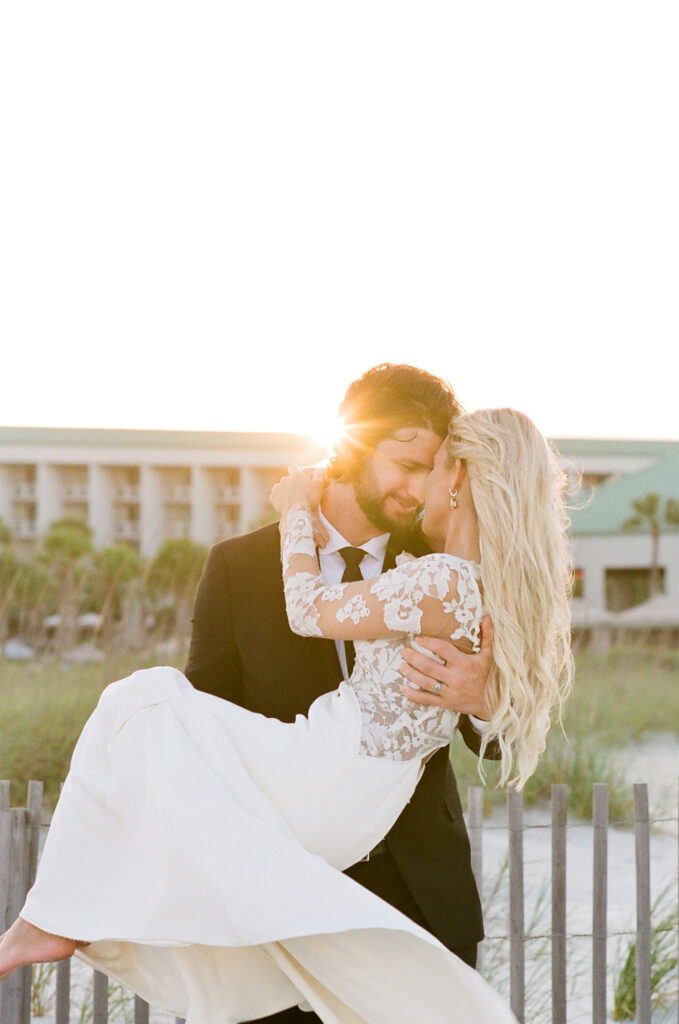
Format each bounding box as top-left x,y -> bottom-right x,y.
399,616 -> 494,721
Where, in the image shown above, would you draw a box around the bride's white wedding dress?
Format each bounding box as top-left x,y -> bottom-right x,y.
21,508 -> 515,1024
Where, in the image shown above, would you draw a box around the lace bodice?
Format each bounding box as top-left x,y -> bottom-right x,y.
281,506 -> 483,761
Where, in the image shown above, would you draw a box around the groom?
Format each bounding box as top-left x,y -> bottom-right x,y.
186,363 -> 496,1023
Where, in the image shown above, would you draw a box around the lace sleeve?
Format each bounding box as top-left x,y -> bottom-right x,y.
280,505 -> 481,648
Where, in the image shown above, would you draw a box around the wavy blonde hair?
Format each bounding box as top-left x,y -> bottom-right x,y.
446,409 -> 574,788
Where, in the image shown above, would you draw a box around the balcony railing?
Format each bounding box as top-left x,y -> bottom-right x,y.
115,485 -> 140,502
13,483 -> 36,500
63,483 -> 88,500
165,485 -> 191,503
216,486 -> 240,503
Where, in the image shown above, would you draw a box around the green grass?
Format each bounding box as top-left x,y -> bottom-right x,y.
1,644 -> 678,815
0,652 -> 185,808
451,644 -> 679,818
612,884 -> 679,1020
555,645 -> 679,744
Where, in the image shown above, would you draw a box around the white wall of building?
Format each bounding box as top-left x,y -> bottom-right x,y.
571,534 -> 679,611
0,430 -> 324,558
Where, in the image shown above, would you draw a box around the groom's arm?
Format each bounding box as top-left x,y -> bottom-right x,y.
400,619 -> 502,761
185,543 -> 245,705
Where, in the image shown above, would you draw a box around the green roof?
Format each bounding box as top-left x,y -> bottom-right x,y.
570,454 -> 679,535
0,425 -> 319,453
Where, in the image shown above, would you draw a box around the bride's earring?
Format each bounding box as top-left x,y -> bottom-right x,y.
448,488 -> 458,510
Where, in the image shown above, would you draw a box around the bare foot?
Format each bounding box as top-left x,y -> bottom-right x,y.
0,918 -> 78,981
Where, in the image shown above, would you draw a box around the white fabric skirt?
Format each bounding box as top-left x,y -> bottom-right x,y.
22,667 -> 515,1024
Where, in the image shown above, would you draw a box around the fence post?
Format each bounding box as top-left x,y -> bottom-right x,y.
0,796 -> 13,1024
634,783 -> 651,1024
0,783 -> 10,932
135,994 -> 150,1023
592,783 -> 608,1024
26,782 -> 42,887
93,969 -> 109,1024
55,958 -> 71,1024
19,783 -> 43,1024
551,784 -> 568,1024
508,787 -> 525,1023
467,787 -> 484,975
0,808 -> 32,1024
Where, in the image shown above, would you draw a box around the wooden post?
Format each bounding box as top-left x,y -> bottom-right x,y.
468,787 -> 484,975
634,783 -> 651,1024
0,805 -> 10,1024
21,782 -> 43,1024
508,787 -> 525,1023
93,969 -> 109,1024
592,783 -> 608,1024
0,812 -> 10,933
135,994 -> 150,1024
0,809 -> 32,1024
26,782 -> 43,885
551,784 -> 568,1024
0,783 -> 10,936
55,959 -> 71,1024
53,777 -> 73,1024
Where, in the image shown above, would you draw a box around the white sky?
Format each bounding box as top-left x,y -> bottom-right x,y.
1,2 -> 677,445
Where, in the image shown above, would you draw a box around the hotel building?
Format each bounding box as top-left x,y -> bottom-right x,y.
0,426 -> 325,559
1,428 -> 678,623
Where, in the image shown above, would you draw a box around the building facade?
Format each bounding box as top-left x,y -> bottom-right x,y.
554,439 -> 679,623
1,428 -> 678,622
0,426 -> 326,559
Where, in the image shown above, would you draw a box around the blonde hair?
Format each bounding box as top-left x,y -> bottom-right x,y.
446,409 -> 574,788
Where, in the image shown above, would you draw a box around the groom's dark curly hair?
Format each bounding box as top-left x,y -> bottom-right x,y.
327,363 -> 461,482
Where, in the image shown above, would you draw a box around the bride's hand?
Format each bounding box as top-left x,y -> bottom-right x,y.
269,466 -> 325,517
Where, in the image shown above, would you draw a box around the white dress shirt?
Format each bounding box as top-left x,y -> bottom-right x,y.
317,509 -> 389,680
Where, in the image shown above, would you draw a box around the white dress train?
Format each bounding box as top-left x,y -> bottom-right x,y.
22,668 -> 515,1024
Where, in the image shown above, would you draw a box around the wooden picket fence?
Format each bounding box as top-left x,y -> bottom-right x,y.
1,779 -> 678,1024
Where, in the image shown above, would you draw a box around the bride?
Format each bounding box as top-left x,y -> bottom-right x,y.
0,408 -> 572,1024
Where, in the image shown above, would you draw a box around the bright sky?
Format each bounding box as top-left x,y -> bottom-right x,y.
1,2 -> 677,445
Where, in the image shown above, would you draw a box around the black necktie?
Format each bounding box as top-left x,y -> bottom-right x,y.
339,546 -> 366,677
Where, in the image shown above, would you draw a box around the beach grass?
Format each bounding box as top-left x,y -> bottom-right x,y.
0,652 -> 185,809
451,644 -> 679,817
1,644 -> 678,814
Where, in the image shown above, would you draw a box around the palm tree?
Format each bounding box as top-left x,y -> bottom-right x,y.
146,538 -> 208,641
13,559 -> 54,645
0,548 -> 53,650
0,546 -> 20,649
623,493 -> 679,597
38,517 -> 94,652
84,544 -> 143,643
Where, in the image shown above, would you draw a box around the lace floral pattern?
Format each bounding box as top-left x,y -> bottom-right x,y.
281,506 -> 483,761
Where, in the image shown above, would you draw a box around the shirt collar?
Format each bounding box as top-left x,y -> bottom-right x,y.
318,509 -> 389,562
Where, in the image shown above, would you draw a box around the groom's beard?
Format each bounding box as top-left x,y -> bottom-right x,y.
352,463 -> 421,545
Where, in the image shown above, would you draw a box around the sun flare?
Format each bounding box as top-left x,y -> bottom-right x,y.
308,415 -> 347,454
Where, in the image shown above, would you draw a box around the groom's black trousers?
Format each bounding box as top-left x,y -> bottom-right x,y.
246,845 -> 477,1024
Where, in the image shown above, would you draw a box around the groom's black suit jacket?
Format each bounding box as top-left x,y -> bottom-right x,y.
185,521 -> 487,952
